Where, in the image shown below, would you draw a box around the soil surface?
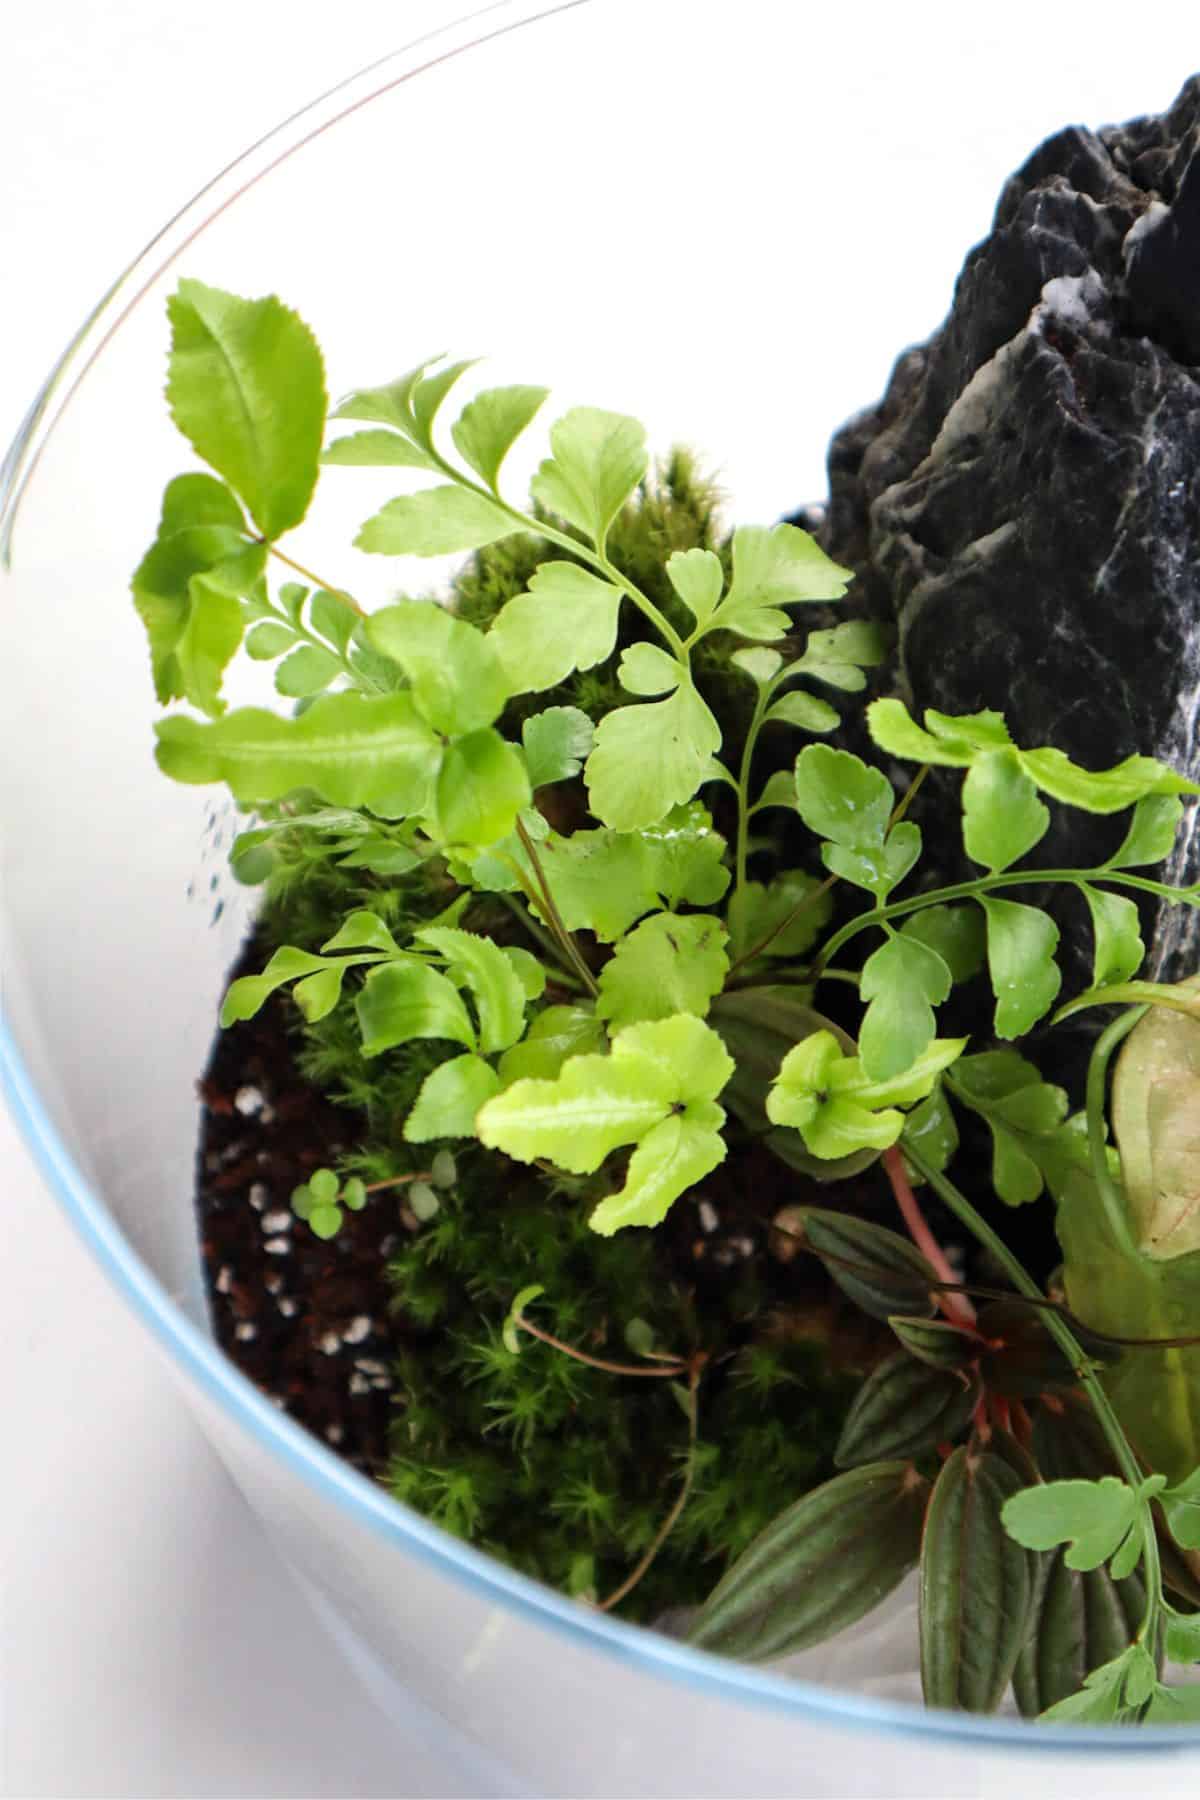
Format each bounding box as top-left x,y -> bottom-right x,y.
196,937 -> 403,1475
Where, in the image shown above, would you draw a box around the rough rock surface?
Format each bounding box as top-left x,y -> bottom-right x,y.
820,75 -> 1200,983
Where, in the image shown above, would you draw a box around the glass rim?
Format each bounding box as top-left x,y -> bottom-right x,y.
2,0 -> 1196,1752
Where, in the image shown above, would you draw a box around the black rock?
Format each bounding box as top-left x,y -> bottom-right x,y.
819,75 -> 1200,990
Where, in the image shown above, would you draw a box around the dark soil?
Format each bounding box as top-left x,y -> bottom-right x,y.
196,935 -> 404,1474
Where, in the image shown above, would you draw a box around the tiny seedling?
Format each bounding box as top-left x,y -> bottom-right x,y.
135,279 -> 1200,1719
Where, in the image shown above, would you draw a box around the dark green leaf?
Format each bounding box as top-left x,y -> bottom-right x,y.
355,961 -> 475,1057
835,1353 -> 975,1467
780,1209 -> 935,1324
687,1462 -> 928,1661
949,1051 -> 1071,1207
726,870 -> 832,959
165,280 -> 325,540
366,601 -> 509,735
497,1005 -> 606,1083
901,1083 -> 960,1179
962,749 -> 1050,872
920,1448 -> 1036,1712
450,384 -> 549,488
899,904 -> 986,985
794,745 -> 894,850
888,1315 -> 976,1370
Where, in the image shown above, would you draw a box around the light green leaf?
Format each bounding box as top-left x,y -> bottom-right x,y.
867,698 -> 980,767
534,831 -> 664,941
274,643 -> 342,698
1160,1465 -> 1200,1551
764,690 -> 840,734
434,729 -> 531,848
530,406 -> 647,548
331,359 -> 440,434
355,961 -> 475,1057
588,1107 -> 726,1235
245,620 -> 298,660
292,964 -> 348,1022
220,944 -> 329,1026
309,591 -> 358,655
321,429 -> 439,469
366,601 -> 509,734
500,947 -> 546,1002
716,524 -> 852,640
794,745 -> 894,850
617,642 -> 683,696
767,1029 -> 965,1160
410,359 -> 479,445
404,1053 -> 502,1140
478,1012 -> 732,1177
1165,1609 -> 1200,1662
731,647 -> 783,686
416,926 -> 527,1054
450,384 -> 549,488
821,821 -> 921,902
319,911 -> 398,956
899,905 -> 986,984
521,706 -> 594,787
1079,884 -> 1144,987
791,620 -> 887,691
858,931 -> 952,1081
1000,1477 -> 1149,1572
174,574 -> 245,718
1145,1681 -> 1200,1723
497,1005 -> 606,1083
1021,747 -> 1200,813
487,560 -> 623,693
585,682 -> 721,831
596,914 -> 728,1031
751,768 -> 800,814
166,280 -> 325,540
726,871 -> 833,959
154,691 -> 441,817
131,474 -> 259,712
925,709 -> 1014,756
962,749 -> 1050,871
978,897 -> 1062,1038
666,547 -> 725,625
1105,794 -> 1183,869
356,484 -> 517,557
638,802 -> 731,908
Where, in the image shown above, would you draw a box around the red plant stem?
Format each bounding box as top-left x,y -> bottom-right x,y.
1010,1400 -> 1034,1448
882,1145 -> 977,1330
972,1397 -> 992,1442
991,1394 -> 1013,1436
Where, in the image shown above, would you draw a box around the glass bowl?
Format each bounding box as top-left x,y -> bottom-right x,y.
4,4 -> 1200,1790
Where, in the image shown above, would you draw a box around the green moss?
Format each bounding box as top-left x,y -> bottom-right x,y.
252,465 -> 856,1623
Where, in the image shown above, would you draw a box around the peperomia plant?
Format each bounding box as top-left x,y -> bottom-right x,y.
137,279 -> 1200,1721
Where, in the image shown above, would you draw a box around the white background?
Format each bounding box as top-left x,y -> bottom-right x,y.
3,5 -> 1200,1797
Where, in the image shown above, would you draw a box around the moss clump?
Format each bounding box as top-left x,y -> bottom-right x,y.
252,455 -> 858,1622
